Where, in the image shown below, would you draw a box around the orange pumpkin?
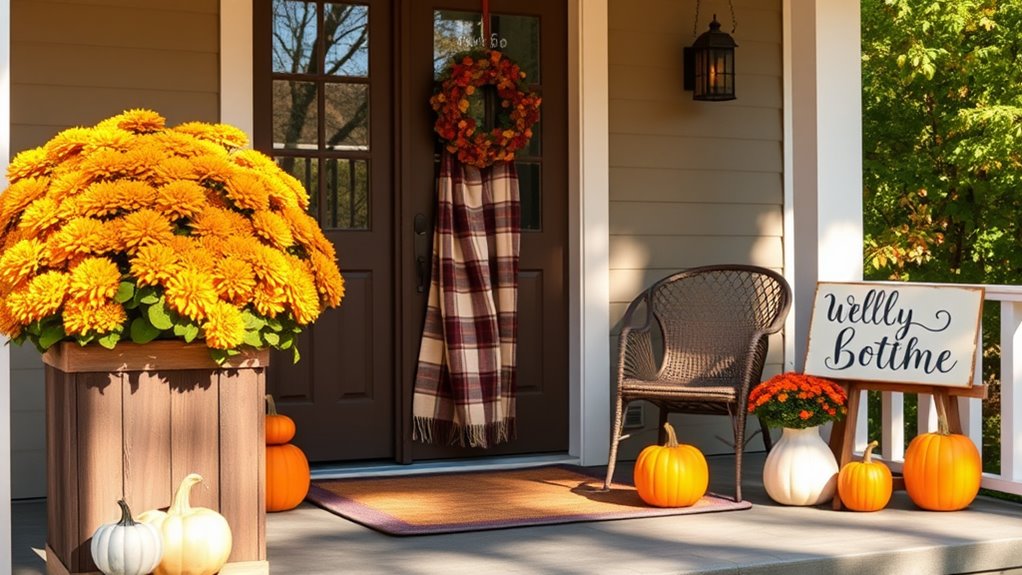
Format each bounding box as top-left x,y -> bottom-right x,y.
903,412 -> 981,511
837,440 -> 892,512
633,422 -> 708,507
266,443 -> 310,512
265,395 -> 296,445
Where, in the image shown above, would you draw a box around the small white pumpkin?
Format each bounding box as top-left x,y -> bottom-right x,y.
138,473 -> 233,575
90,499 -> 163,575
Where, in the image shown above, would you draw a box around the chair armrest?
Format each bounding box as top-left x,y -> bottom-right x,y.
617,293 -> 659,382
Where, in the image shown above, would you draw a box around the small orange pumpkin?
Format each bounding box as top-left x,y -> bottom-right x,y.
633,422 -> 708,507
266,443 -> 311,512
265,395 -> 296,445
903,411 -> 981,511
837,440 -> 892,512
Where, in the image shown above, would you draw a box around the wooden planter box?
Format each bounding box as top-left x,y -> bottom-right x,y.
43,341 -> 269,575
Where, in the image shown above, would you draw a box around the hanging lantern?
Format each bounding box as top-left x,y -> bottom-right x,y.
683,3 -> 738,102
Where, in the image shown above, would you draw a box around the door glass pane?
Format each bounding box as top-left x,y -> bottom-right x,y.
273,80 -> 319,150
275,156 -> 319,219
492,14 -> 540,81
433,10 -> 482,77
517,162 -> 540,231
525,119 -> 541,157
273,0 -> 317,74
325,158 -> 369,229
325,83 -> 370,150
324,4 -> 370,77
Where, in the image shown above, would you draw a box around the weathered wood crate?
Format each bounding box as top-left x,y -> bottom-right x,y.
43,341 -> 269,575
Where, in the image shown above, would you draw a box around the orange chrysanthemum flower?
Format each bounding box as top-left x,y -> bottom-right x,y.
190,154 -> 237,186
176,121 -> 249,150
118,209 -> 174,253
249,245 -> 289,287
6,148 -> 52,182
164,269 -> 218,321
214,257 -> 257,304
152,156 -> 197,184
252,283 -> 287,318
283,207 -> 334,257
0,238 -> 46,289
0,177 -> 51,226
155,181 -> 207,220
63,300 -> 126,336
44,127 -> 92,164
224,171 -> 270,211
309,249 -> 345,307
283,263 -> 322,325
202,300 -> 247,350
113,108 -> 166,134
84,126 -> 133,152
7,271 -> 69,323
18,197 -> 62,236
0,302 -> 23,338
78,148 -> 134,181
130,244 -> 179,287
68,257 -> 121,305
251,210 -> 294,249
45,218 -> 106,264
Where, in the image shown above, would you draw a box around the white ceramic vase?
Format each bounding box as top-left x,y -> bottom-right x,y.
762,426 -> 839,506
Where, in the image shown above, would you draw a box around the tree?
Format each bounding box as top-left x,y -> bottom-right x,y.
863,0 -> 1022,284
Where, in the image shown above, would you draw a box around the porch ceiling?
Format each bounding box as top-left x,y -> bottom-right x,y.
13,452 -> 1022,575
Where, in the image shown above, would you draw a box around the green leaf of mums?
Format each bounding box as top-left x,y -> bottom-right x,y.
292,346 -> 301,364
265,317 -> 283,332
263,331 -> 280,347
241,310 -> 265,331
209,348 -> 229,365
38,322 -> 66,351
97,331 -> 121,350
114,282 -> 135,304
243,329 -> 263,348
130,317 -> 161,344
136,286 -> 160,306
173,321 -> 200,344
147,299 -> 174,331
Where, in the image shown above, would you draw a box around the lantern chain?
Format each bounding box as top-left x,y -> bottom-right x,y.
693,0 -> 738,35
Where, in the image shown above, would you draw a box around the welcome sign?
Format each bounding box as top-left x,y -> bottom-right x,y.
804,282 -> 983,388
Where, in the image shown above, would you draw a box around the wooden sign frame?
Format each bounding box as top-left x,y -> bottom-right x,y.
802,282 -> 987,510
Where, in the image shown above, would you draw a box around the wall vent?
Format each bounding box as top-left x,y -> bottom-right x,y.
624,403 -> 645,429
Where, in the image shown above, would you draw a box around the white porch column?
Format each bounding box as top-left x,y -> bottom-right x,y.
1,0 -> 11,570
568,0 -> 610,465
783,0 -> 865,446
783,0 -> 863,366
219,0 -> 254,141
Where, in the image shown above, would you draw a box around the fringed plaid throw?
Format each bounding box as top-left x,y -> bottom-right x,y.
412,153 -> 520,448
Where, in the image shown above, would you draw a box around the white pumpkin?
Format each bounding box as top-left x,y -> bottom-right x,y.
90,499 -> 163,575
138,473 -> 233,575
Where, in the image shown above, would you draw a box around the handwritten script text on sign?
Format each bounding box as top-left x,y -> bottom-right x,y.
804,283 -> 982,387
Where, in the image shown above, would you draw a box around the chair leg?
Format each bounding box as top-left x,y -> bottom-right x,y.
731,405 -> 745,503
759,415 -> 773,451
657,407 -> 669,444
603,395 -> 627,490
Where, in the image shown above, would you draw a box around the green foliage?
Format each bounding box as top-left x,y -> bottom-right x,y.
863,0 -> 1022,283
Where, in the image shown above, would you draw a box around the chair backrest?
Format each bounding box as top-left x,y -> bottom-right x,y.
649,265 -> 791,386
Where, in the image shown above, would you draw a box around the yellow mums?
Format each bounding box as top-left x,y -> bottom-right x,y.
0,109 -> 344,357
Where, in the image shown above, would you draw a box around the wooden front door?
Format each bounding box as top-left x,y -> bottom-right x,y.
255,0 -> 567,463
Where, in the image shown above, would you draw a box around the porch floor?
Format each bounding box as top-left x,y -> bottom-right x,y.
13,452 -> 1022,575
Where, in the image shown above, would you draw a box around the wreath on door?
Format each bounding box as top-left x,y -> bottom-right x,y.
430,50 -> 541,168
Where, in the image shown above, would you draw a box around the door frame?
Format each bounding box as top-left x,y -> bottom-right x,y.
219,0 -> 611,466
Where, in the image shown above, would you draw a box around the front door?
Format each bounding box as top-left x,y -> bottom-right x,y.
255,0 -> 567,463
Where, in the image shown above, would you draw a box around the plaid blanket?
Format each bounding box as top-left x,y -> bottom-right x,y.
412,153 -> 520,448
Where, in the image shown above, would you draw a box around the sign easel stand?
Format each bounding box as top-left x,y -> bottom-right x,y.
828,381 -> 987,510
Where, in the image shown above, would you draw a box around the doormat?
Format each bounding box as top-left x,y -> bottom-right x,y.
305,465 -> 751,536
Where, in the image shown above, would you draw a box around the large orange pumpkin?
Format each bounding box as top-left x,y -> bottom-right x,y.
903,412 -> 981,511
633,422 -> 708,507
265,395 -> 296,445
837,440 -> 892,512
266,443 -> 311,512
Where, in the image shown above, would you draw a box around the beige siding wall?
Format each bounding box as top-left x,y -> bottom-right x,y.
9,0 -> 219,499
608,0 -> 785,457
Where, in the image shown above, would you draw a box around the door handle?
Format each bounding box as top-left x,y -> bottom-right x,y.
414,213 -> 429,294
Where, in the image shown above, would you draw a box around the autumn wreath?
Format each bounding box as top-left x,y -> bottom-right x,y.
430,50 -> 541,168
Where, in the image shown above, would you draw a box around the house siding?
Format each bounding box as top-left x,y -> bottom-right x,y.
9,0 -> 219,499
608,0 -> 785,457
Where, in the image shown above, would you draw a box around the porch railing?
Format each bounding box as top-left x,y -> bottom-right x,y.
850,282 -> 1022,497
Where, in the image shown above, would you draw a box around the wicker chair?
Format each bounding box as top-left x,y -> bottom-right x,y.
604,265 -> 792,502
